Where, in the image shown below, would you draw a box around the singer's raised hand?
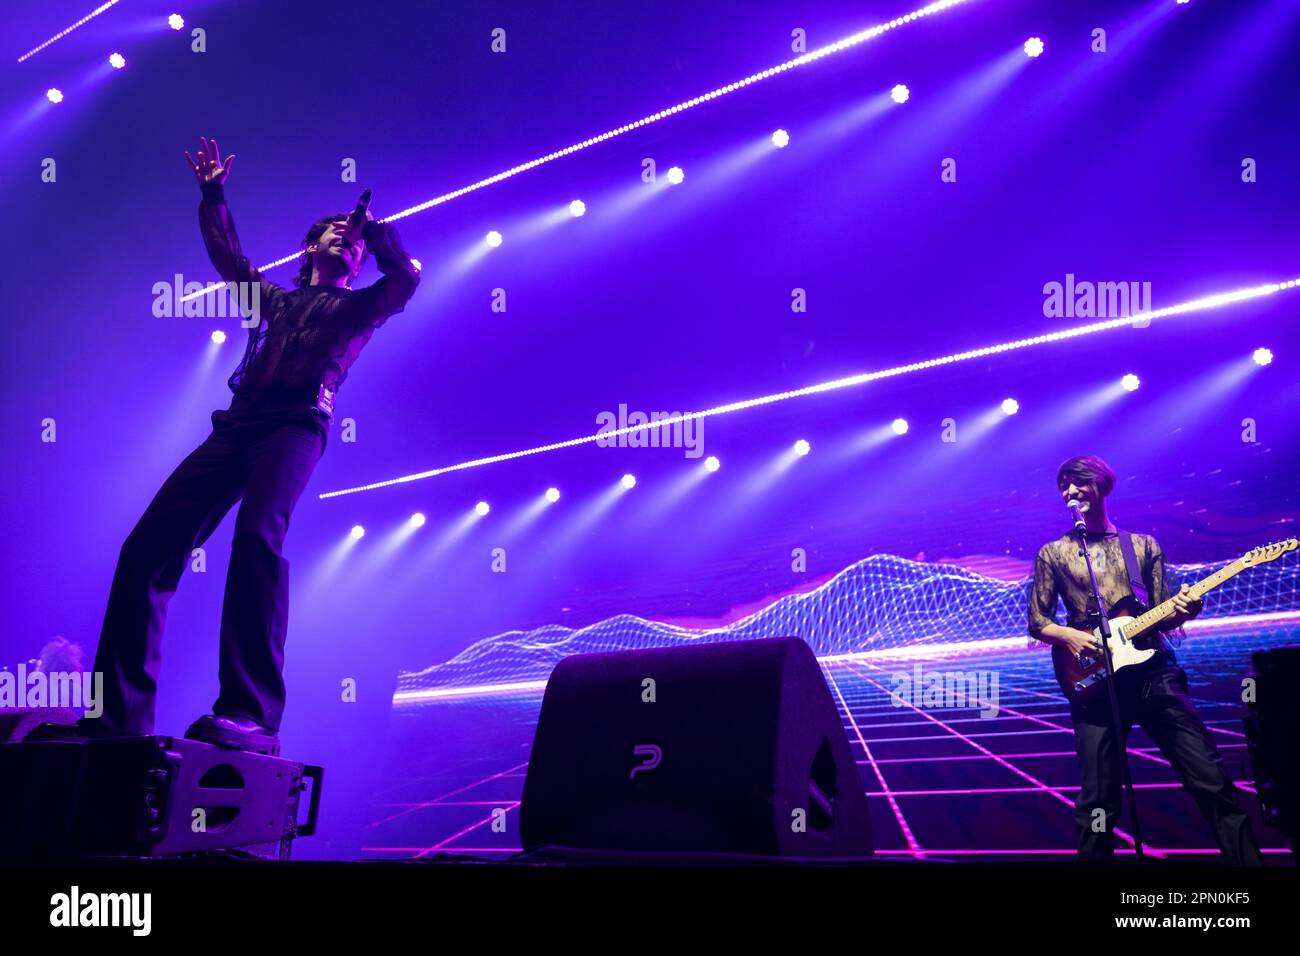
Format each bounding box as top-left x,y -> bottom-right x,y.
183,136 -> 235,186
344,207 -> 374,244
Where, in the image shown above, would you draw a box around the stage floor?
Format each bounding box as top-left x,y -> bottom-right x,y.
363,623 -> 1297,862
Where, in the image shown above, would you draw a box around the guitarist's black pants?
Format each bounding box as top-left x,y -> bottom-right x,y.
89,396 -> 327,736
1070,658 -> 1262,864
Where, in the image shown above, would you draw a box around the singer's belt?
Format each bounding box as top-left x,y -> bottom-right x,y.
229,386 -> 327,410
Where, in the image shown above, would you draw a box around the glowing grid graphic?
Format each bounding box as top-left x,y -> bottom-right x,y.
364,623 -> 1295,862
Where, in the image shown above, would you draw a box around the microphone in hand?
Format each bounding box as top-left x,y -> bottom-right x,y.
344,188 -> 373,242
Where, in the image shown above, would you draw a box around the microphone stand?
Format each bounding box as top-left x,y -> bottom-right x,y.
1074,520 -> 1145,860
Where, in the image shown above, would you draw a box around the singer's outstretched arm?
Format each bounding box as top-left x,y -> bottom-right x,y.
184,136 -> 277,294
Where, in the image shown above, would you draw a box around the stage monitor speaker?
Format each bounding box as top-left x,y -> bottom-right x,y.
0,736 -> 322,860
520,637 -> 873,858
1245,644 -> 1300,842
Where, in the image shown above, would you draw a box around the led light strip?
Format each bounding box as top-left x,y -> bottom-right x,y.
16,0 -> 122,63
321,278 -> 1299,499
378,0 -> 971,225
177,0 -> 972,303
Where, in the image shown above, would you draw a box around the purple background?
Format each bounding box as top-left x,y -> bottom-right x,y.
3,0 -> 1298,854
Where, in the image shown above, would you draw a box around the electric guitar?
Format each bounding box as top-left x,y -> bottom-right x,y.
1052,538 -> 1297,703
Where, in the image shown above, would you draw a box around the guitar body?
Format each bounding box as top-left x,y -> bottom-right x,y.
1044,537 -> 1296,705
1052,595 -> 1158,704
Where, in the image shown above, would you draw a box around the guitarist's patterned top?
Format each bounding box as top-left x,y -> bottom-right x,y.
1029,530 -> 1179,648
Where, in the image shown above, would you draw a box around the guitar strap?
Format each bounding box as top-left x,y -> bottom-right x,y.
1117,531 -> 1149,607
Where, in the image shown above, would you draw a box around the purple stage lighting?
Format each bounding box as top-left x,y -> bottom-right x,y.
1253,347 -> 1273,366
210,330 -> 226,345
320,279 -> 1300,500
350,525 -> 366,540
409,258 -> 422,271
409,512 -> 426,528
892,418 -> 910,435
168,14 -> 185,31
46,89 -> 64,104
108,53 -> 126,70
621,474 -> 637,489
475,501 -> 491,516
545,487 -> 561,503
1001,398 -> 1019,415
771,129 -> 790,148
793,439 -> 811,457
891,84 -> 911,104
485,231 -> 503,248
1121,373 -> 1141,392
568,200 -> 586,217
704,456 -> 721,472
16,0 -> 122,63
177,0 -> 975,299
666,166 -> 685,185
1024,37 -> 1045,58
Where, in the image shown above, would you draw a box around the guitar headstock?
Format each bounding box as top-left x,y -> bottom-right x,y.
1241,538 -> 1299,566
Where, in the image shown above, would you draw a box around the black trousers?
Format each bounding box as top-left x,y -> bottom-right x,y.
91,399 -> 326,735
1070,660 -> 1262,865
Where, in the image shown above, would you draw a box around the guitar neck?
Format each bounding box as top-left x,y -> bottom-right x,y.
1124,558 -> 1248,642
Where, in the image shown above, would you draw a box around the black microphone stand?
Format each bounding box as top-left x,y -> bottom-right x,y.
1074,518 -> 1145,860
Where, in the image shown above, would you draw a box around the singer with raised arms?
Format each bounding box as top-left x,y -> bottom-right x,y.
30,137 -> 420,755
1027,455 -> 1262,864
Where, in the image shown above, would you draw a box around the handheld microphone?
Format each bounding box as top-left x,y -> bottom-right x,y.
346,188 -> 372,234
1067,499 -> 1087,531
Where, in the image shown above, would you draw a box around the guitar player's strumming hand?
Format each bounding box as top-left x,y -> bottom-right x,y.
1055,626 -> 1102,661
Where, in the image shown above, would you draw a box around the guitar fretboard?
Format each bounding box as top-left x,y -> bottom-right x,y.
1125,559 -> 1246,641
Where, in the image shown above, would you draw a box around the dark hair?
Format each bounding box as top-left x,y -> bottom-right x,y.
1056,455 -> 1117,497
295,213 -> 369,288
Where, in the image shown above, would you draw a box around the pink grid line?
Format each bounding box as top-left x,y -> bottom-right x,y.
866,780 -> 1260,797
871,672 -> 1179,770
418,801 -> 522,856
823,662 -> 924,858
367,761 -> 528,829
842,659 -> 1156,857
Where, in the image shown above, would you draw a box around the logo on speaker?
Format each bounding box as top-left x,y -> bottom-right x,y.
629,744 -> 662,779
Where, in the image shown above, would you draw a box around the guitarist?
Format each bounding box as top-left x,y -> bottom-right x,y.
1028,455 -> 1261,864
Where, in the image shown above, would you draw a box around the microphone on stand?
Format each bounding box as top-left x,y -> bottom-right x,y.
1067,498 -> 1087,532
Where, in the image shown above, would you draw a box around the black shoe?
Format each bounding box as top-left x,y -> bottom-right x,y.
184,714 -> 280,756
23,719 -> 127,743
